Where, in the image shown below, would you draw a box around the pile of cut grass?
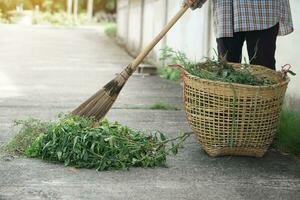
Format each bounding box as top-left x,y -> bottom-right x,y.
159,47 -> 296,86
4,115 -> 190,170
4,118 -> 52,155
168,48 -> 275,86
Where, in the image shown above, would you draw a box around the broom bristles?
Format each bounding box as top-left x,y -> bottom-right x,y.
72,6 -> 189,120
72,67 -> 131,120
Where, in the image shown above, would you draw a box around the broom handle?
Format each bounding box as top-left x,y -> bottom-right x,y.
129,5 -> 189,72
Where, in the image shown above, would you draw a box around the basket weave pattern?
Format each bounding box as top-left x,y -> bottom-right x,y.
182,64 -> 289,157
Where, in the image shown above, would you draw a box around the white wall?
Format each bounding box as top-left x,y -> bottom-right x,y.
117,0 -> 213,60
116,0 -> 129,43
165,0 -> 213,61
276,0 -> 300,97
127,0 -> 143,54
141,0 -> 167,60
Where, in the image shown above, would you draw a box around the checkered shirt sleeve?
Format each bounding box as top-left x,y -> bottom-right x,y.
208,0 -> 294,38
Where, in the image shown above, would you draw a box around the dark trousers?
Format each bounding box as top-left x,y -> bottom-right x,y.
216,23 -> 279,70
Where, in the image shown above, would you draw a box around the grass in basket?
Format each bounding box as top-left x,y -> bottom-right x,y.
160,47 -> 277,86
3,114 -> 190,171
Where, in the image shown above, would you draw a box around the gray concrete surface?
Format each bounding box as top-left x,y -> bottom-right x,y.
0,24 -> 299,200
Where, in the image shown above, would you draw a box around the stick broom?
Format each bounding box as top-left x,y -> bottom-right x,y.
72,5 -> 189,120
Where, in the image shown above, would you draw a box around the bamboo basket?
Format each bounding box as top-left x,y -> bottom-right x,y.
181,63 -> 289,157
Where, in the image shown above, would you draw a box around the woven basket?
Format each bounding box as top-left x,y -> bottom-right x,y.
180,63 -> 289,157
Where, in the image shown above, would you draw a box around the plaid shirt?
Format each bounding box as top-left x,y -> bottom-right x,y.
196,0 -> 294,38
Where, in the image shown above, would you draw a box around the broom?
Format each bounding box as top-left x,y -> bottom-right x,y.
72,5 -> 189,120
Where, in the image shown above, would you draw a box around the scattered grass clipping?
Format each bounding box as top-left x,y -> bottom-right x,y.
127,102 -> 180,111
4,118 -> 52,155
6,115 -> 190,171
148,102 -> 180,110
274,110 -> 300,157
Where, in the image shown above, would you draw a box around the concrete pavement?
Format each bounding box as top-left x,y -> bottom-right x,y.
0,24 -> 299,200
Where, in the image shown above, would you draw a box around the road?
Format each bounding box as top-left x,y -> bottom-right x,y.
0,25 -> 299,200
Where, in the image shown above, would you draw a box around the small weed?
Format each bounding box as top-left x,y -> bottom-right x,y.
125,102 -> 181,111
158,46 -> 181,81
103,23 -> 117,37
273,110 -> 300,157
148,102 -> 180,110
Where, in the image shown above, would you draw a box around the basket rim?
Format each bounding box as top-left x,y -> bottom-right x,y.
182,63 -> 290,89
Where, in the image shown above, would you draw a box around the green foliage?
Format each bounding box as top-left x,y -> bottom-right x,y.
105,0 -> 116,12
42,0 -> 55,12
32,12 -> 97,26
157,66 -> 181,81
95,0 -> 117,12
8,114 -> 189,170
103,22 -> 116,37
8,12 -> 23,23
4,118 -> 53,155
274,110 -> 300,156
0,0 -> 65,14
124,102 -> 181,111
0,10 -> 8,23
148,102 -> 180,110
0,0 -> 116,19
161,47 -> 276,86
158,46 -> 181,81
194,59 -> 275,86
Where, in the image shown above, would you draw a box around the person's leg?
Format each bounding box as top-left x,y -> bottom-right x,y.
245,23 -> 279,70
216,32 -> 245,63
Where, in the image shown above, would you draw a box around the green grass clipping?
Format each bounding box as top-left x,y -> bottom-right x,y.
4,114 -> 190,171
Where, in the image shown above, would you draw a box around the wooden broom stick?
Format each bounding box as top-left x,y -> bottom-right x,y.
72,5 -> 189,120
130,5 -> 189,72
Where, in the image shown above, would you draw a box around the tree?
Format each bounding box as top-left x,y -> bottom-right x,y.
67,0 -> 73,15
73,0 -> 78,20
87,0 -> 93,20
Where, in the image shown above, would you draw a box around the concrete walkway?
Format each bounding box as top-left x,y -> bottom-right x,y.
0,25 -> 299,200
